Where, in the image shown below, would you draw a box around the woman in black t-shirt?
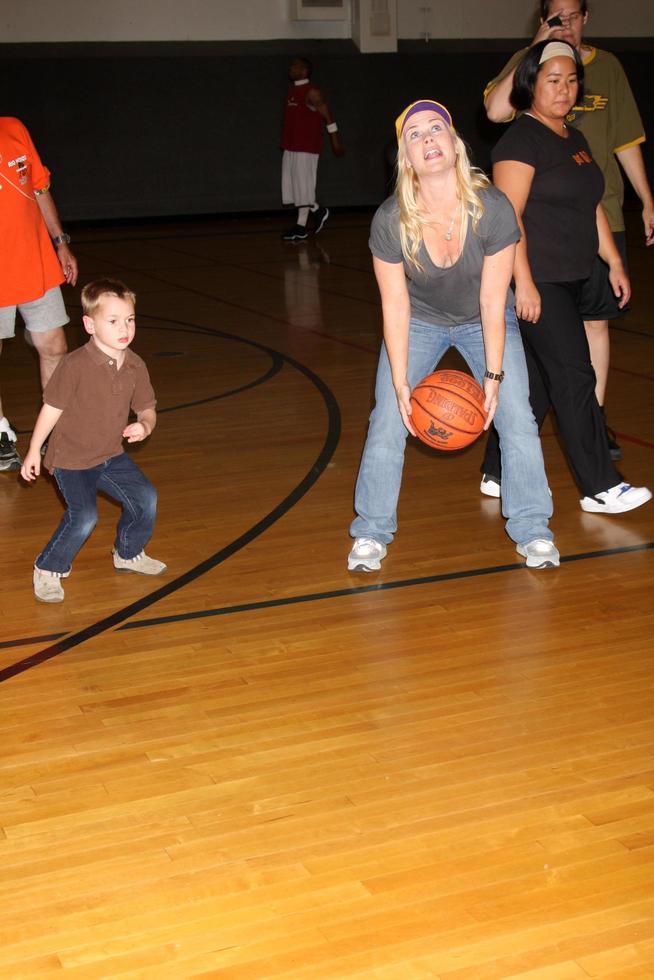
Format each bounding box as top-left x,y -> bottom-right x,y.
481,40 -> 650,514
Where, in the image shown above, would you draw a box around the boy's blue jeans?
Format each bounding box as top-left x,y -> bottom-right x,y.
36,453 -> 157,574
350,312 -> 554,547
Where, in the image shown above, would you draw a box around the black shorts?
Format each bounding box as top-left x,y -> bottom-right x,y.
578,231 -> 628,321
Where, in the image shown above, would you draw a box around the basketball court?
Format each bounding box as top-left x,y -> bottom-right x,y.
1,208 -> 653,976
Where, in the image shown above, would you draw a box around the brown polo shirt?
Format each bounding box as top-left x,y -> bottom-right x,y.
43,339 -> 156,471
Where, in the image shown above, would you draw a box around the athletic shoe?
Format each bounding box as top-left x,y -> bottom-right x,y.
281,224 -> 309,242
113,550 -> 167,575
312,206 -> 330,235
0,432 -> 22,472
516,539 -> 560,569
580,482 -> 652,514
347,537 -> 387,572
33,567 -> 65,603
480,474 -> 501,498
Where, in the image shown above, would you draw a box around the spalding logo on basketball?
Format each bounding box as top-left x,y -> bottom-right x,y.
409,369 -> 487,451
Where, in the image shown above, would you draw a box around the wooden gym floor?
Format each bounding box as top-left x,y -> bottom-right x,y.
0,209 -> 653,978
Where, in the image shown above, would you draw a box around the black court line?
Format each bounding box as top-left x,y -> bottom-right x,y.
0,632 -> 67,651
3,543 -> 652,652
0,322 -> 341,684
14,317 -> 284,434
150,324 -> 285,413
116,542 -> 654,630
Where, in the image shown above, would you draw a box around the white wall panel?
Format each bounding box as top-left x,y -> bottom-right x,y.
3,0 -> 653,43
2,0 -> 350,42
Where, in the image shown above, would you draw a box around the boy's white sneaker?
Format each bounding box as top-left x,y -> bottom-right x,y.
33,567 -> 65,603
347,537 -> 387,572
580,483 -> 652,514
113,550 -> 167,575
516,539 -> 560,569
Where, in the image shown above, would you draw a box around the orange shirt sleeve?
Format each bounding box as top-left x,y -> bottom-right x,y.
14,117 -> 52,192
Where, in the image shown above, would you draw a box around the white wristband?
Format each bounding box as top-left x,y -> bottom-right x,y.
326,122 -> 338,134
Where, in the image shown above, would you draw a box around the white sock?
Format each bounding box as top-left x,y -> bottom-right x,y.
310,203 -> 319,212
297,207 -> 310,227
0,417 -> 16,441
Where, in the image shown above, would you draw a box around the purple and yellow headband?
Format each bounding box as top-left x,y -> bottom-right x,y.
395,100 -> 453,144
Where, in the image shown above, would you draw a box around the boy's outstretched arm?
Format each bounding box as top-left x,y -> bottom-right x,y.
21,404 -> 63,481
123,407 -> 156,443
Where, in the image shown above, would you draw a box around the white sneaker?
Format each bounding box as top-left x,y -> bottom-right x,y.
480,474 -> 501,498
33,567 -> 65,602
516,539 -> 560,569
113,550 -> 167,575
347,537 -> 387,572
580,482 -> 652,514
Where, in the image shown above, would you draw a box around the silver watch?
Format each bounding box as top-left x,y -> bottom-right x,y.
52,233 -> 71,246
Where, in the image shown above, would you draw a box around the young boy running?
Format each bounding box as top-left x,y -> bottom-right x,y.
21,278 -> 166,602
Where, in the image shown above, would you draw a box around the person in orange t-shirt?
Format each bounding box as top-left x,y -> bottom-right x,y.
0,117 -> 78,471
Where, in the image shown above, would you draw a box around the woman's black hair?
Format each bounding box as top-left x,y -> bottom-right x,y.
510,39 -> 584,112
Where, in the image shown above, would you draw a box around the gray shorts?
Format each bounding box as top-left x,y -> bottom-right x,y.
0,286 -> 70,340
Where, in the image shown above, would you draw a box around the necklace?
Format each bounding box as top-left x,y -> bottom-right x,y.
425,203 -> 459,241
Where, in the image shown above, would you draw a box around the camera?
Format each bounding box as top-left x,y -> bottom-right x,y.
547,14 -> 563,26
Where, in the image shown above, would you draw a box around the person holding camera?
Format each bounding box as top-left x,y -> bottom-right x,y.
482,1 -> 653,473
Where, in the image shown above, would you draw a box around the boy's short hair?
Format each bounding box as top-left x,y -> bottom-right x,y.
81,278 -> 136,317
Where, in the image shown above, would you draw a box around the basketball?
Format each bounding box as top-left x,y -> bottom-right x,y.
409,370 -> 487,450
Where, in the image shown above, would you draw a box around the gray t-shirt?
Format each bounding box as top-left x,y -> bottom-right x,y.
369,185 -> 519,327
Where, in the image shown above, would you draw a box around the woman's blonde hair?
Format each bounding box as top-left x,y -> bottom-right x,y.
396,127 -> 490,273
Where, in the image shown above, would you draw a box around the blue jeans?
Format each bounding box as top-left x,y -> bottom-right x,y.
36,453 -> 157,574
350,312 -> 553,547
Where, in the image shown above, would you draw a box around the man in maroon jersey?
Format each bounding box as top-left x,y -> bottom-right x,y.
281,57 -> 344,241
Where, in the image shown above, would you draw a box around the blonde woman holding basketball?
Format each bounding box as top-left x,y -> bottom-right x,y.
347,100 -> 558,572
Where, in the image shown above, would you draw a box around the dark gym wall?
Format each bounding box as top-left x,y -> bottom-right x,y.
2,38 -> 652,222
